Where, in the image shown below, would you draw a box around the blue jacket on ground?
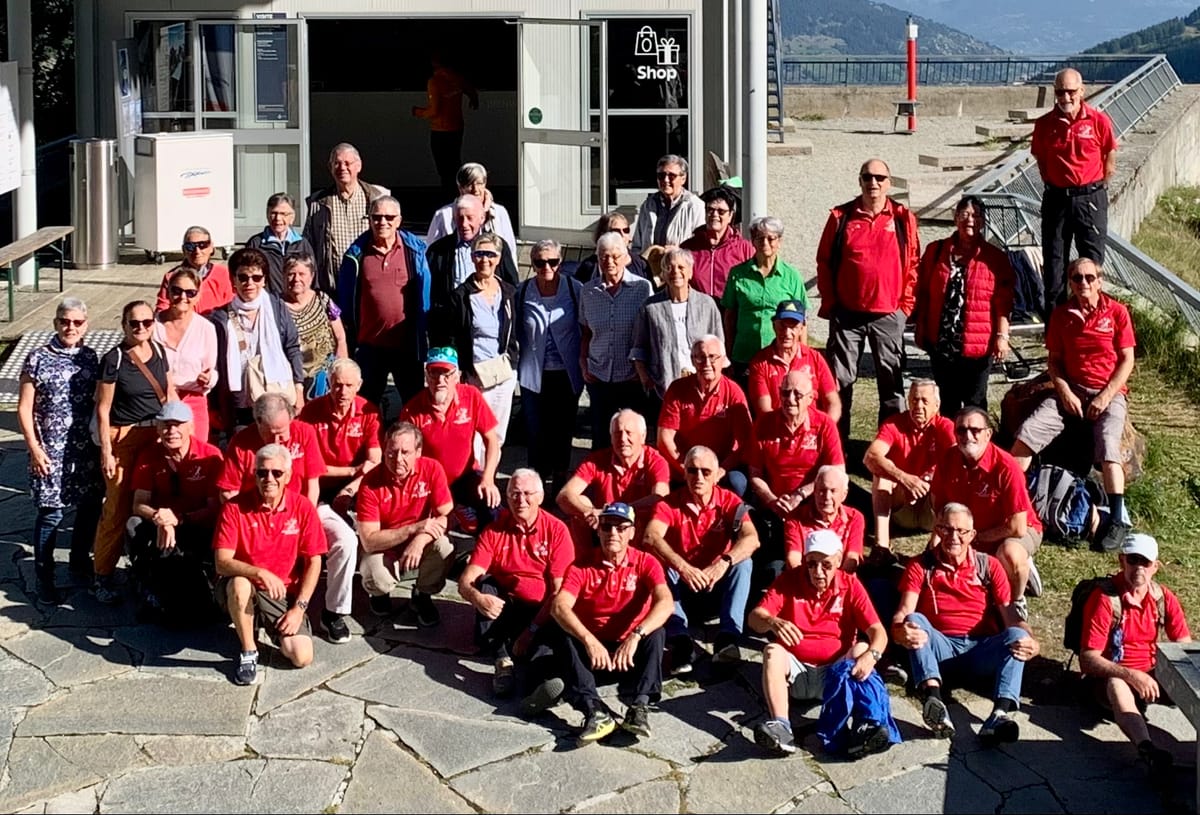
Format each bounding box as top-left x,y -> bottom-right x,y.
816,658 -> 903,753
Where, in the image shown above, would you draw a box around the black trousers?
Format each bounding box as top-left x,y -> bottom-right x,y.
556,624 -> 666,712
522,369 -> 581,487
474,577 -> 541,659
929,351 -> 992,417
430,130 -> 464,197
1040,185 -> 1108,317
450,470 -> 498,531
355,341 -> 425,419
587,379 -> 646,450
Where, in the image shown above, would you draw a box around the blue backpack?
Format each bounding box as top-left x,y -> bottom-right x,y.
1028,464 -> 1104,544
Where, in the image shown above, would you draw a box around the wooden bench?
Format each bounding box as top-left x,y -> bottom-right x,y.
0,226 -> 73,322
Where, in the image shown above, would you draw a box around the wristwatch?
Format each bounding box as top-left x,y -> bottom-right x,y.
295,599 -> 309,611
868,648 -> 883,662
632,624 -> 647,638
721,554 -> 734,567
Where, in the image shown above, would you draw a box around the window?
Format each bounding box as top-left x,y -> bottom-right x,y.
134,21 -> 193,117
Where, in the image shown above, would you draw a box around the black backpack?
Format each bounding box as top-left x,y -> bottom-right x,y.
1062,575 -> 1166,655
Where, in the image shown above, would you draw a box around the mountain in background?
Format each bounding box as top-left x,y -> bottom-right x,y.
778,0 -> 1003,55
1084,6 -> 1200,80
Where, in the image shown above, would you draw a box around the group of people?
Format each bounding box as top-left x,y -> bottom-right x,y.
14,94 -> 1188,772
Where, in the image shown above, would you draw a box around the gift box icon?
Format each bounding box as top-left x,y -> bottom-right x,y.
634,26 -> 658,56
656,37 -> 680,66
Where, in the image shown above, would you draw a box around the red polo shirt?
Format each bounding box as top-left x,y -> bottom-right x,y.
469,509 -> 574,605
357,240 -> 412,347
399,383 -> 497,482
874,412 -> 957,479
1031,102 -> 1116,188
650,485 -> 745,567
898,549 -> 1011,637
299,394 -> 382,468
356,457 -> 452,529
1081,573 -> 1189,672
931,443 -> 1043,546
572,447 -> 670,508
1046,294 -> 1136,393
747,407 -> 844,496
131,438 -> 223,516
217,420 -> 327,496
784,503 -> 866,560
816,199 -> 919,316
746,342 -> 838,414
657,375 -> 752,476
213,491 -> 327,589
757,569 -> 879,665
561,547 -> 666,642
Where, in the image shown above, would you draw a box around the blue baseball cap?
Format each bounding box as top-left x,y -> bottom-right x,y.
775,300 -> 806,323
425,346 -> 459,371
599,502 -> 636,525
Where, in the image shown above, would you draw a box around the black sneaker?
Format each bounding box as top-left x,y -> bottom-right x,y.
754,719 -> 797,755
621,704 -> 652,738
520,678 -> 566,717
922,695 -> 955,738
234,650 -> 259,686
1098,521 -> 1131,553
409,591 -> 440,628
321,610 -> 352,644
846,722 -> 891,758
980,710 -> 1019,744
668,635 -> 695,676
712,633 -> 741,665
578,709 -> 616,743
369,594 -> 393,616
1138,740 -> 1175,780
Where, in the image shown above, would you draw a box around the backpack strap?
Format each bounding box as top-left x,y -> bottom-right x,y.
825,198 -> 860,293
1148,581 -> 1167,638
974,551 -> 992,591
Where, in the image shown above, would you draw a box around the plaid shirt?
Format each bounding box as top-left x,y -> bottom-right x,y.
579,273 -> 652,382
327,186 -> 370,274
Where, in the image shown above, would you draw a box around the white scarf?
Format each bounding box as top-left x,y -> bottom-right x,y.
225,292 -> 291,392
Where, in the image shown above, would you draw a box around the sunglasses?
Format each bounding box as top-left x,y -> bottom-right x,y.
236,273 -> 266,284
860,173 -> 890,183
532,257 -> 561,268
598,521 -> 633,532
955,425 -> 988,436
255,468 -> 285,479
56,317 -> 86,328
684,466 -> 714,477
1125,554 -> 1152,567
370,214 -> 398,222
126,318 -> 154,329
182,240 -> 211,252
1070,273 -> 1098,284
780,388 -> 812,400
1054,87 -> 1081,96
472,250 -> 500,260
611,227 -> 631,234
168,285 -> 199,299
656,171 -> 682,181
705,207 -> 732,216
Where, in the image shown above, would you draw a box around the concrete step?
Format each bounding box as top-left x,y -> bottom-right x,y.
890,169 -> 975,191
1008,107 -> 1051,122
976,122 -> 1034,141
918,149 -> 1004,171
768,138 -> 813,156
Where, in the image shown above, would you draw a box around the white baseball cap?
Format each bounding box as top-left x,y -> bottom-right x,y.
804,529 -> 843,558
1120,532 -> 1158,562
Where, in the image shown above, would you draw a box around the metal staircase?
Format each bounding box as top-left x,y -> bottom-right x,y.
767,0 -> 786,142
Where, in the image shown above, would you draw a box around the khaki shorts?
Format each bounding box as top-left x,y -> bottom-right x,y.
1016,390 -> 1127,464
786,655 -> 828,702
976,528 -> 1042,557
891,491 -> 935,532
215,576 -> 312,643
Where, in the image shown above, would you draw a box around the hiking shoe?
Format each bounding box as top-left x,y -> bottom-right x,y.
578,709 -> 616,743
883,662 -> 909,687
321,610 -> 352,644
922,695 -> 955,738
409,591 -> 440,628
520,678 -> 565,717
234,650 -> 259,686
35,577 -> 59,606
493,656 -> 516,698
1099,521 -> 1131,553
1012,596 -> 1029,622
712,634 -> 741,665
980,710 -> 1019,744
1025,560 -> 1043,598
668,635 -> 695,676
89,577 -> 120,606
846,722 -> 892,759
1138,740 -> 1175,780
369,594 -> 393,616
621,704 -> 652,738
754,719 -> 797,755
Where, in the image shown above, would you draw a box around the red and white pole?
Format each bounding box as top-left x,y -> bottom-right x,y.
906,17 -> 918,132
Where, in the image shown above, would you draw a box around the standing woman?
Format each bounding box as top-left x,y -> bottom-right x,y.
92,300 -> 176,603
281,254 -> 348,395
245,193 -> 316,296
517,239 -> 583,490
17,298 -> 103,603
722,216 -> 806,385
573,212 -> 650,284
153,268 -> 218,442
153,226 -> 233,315
913,196 -> 1015,415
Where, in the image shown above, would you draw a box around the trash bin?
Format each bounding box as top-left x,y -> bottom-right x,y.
68,138 -> 119,269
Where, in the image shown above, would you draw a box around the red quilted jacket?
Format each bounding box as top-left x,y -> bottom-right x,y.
913,236 -> 1015,360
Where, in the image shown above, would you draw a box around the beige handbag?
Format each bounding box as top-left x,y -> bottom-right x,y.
473,354 -> 515,389
230,309 -> 294,405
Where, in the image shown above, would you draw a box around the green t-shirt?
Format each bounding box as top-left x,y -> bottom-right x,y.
721,258 -> 807,363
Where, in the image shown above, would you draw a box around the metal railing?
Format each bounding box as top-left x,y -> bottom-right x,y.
781,54 -> 1157,86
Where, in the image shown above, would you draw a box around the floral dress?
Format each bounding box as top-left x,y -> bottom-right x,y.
22,338 -> 101,508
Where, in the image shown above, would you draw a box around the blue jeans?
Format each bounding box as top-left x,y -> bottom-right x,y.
667,558 -> 753,638
33,499 -> 100,577
904,612 -> 1028,704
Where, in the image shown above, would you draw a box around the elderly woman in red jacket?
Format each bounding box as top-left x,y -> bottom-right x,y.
913,196 -> 1015,416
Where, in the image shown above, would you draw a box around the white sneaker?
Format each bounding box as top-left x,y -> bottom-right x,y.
1025,560 -> 1043,598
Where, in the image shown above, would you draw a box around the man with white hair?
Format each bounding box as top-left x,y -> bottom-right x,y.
426,193 -> 518,313
304,143 -> 389,292
214,444 -> 326,686
631,154 -> 706,253
784,466 -> 865,573
218,393 -> 325,504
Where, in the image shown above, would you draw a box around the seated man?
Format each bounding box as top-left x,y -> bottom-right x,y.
644,445 -> 760,671
864,379 -> 955,552
892,503 -> 1040,744
459,468 -> 573,697
1011,258 -> 1135,552
746,300 -> 840,420
749,530 -> 894,758
657,335 -> 753,495
931,407 -> 1043,610
784,466 -> 866,573
557,409 -> 670,558
399,347 -> 502,531
356,421 -> 455,628
1079,533 -> 1190,778
547,502 -> 674,742
299,358 -> 382,643
214,444 -> 326,685
218,393 -> 326,504
129,401 -> 222,618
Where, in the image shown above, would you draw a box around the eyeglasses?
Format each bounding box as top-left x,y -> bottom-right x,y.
182,240 -> 211,252
954,425 -> 988,436
236,273 -> 265,284
370,213 -> 398,222
752,234 -> 781,243
168,285 -> 199,300
860,173 -> 890,183
691,353 -> 724,365
255,468 -> 285,480
1070,273 -> 1098,284
655,171 -> 682,181
598,521 -> 633,532
684,466 -> 714,477
56,317 -> 86,328
472,250 -> 500,260
126,318 -> 154,329
1054,87 -> 1081,97
267,209 -> 294,219
705,207 -> 731,216
780,388 -> 813,400
935,524 -> 974,539
532,257 -> 561,268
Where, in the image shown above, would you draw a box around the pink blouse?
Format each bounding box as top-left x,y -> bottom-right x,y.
153,314 -> 219,395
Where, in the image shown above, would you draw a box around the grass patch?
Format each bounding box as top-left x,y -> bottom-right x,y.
1132,185 -> 1200,292
795,112 -> 826,122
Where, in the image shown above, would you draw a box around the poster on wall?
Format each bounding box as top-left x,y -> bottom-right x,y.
113,41 -> 143,226
156,23 -> 186,111
0,62 -> 20,196
254,26 -> 289,122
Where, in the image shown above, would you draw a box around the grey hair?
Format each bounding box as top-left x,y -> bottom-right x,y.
657,154 -> 689,176
456,162 -> 487,187
328,143 -> 361,164
509,468 -> 544,494
266,192 -> 296,212
181,224 -> 211,242
252,392 -> 295,424
609,409 -> 647,438
369,195 -> 402,215
454,194 -> 484,214
815,465 -> 849,489
385,420 -> 423,448
691,334 -> 726,357
596,231 -> 626,256
255,443 -> 293,471
663,247 -> 694,268
750,216 -> 784,239
55,297 -> 87,320
683,445 -> 719,466
471,233 -> 502,252
909,378 -> 941,402
329,358 -> 362,381
939,502 -> 974,522
532,239 -> 561,257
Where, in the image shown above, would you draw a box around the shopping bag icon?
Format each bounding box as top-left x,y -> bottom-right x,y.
634,26 -> 658,56
657,37 -> 680,66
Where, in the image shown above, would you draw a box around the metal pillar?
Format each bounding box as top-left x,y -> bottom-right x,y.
741,0 -> 768,223
729,0 -> 743,180
906,17 -> 919,132
7,0 -> 38,286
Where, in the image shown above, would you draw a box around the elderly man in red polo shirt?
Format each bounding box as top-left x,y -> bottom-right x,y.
657,335 -> 753,495
399,346 -> 502,532
749,529 -> 892,758
931,407 -> 1044,616
783,466 -> 865,573
546,502 -> 674,743
864,379 -> 956,552
746,300 -> 840,420
299,358 -> 382,644
1011,259 -> 1135,553
357,421 -> 455,628
557,409 -> 670,557
1032,69 -> 1118,316
217,393 -> 326,505
816,158 -> 920,442
214,443 -> 327,686
644,445 -> 760,673
459,468 -> 574,698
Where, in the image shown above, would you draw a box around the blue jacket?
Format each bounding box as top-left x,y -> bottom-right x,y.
337,229 -> 431,354
516,276 -> 584,395
816,658 -> 902,754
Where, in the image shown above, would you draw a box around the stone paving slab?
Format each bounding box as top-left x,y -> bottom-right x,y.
569,779 -> 683,814
0,737 -> 120,812
255,634 -> 384,714
136,735 -> 249,765
0,648 -> 56,707
247,689 -> 364,762
843,759 -> 1002,814
685,731 -> 823,813
3,628 -> 136,688
113,625 -> 235,677
339,730 -> 475,814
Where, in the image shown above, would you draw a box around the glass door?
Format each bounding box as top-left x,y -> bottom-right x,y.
517,19 -> 607,244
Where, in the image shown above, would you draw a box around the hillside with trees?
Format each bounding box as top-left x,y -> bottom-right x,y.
779,0 -> 1004,55
1085,6 -> 1200,80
